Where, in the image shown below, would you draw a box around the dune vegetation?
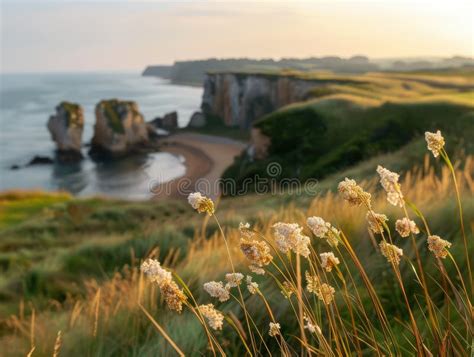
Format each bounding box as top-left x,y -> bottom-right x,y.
0,130 -> 472,355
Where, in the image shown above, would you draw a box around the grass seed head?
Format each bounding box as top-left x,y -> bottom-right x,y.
188,192 -> 215,215
269,322 -> 281,337
224,273 -> 244,288
272,222 -> 311,258
379,241 -> 403,266
395,218 -> 420,237
199,304 -> 224,330
203,281 -> 230,302
427,235 -> 451,259
338,177 -> 372,208
320,252 -> 340,272
425,130 -> 445,158
377,165 -> 404,207
366,211 -> 388,234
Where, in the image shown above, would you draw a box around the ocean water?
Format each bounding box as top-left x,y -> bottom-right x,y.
0,72 -> 203,199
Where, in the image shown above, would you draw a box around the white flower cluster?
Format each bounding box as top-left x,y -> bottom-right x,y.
395,218 -> 420,237
307,216 -> 340,247
198,304 -> 224,330
425,130 -> 445,158
203,281 -> 230,302
377,165 -> 404,207
320,252 -> 340,272
272,222 -> 311,258
140,259 -> 187,313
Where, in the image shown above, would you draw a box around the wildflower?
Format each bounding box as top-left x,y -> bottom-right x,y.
199,304 -> 224,330
246,275 -> 259,294
305,271 -> 320,294
427,235 -> 451,259
160,280 -> 188,313
317,283 -> 335,305
304,315 -> 321,334
203,281 -> 230,302
225,273 -> 244,288
240,238 -> 273,274
305,271 -> 335,305
326,226 -> 340,247
425,130 -> 445,158
306,216 -> 328,238
366,211 -> 388,234
395,218 -> 420,238
338,178 -> 372,208
379,241 -> 403,266
140,259 -> 187,313
281,281 -> 295,298
320,252 -> 340,272
239,222 -> 254,238
249,265 -> 265,275
187,192 -> 215,215
307,216 -> 341,247
269,322 -> 281,337
376,165 -> 404,207
141,259 -> 172,284
272,222 -> 311,258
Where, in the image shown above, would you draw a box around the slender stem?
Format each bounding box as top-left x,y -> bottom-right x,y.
295,253 -> 309,355
212,214 -> 257,355
441,149 -> 473,298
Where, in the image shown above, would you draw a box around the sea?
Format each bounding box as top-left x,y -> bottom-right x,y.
0,72 -> 203,199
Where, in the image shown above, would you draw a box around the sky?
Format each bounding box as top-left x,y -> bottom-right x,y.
1,0 -> 473,73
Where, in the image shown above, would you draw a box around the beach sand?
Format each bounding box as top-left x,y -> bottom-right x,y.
151,133 -> 247,199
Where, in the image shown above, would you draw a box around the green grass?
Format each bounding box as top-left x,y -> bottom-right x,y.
222,97 -> 474,193
60,101 -> 83,128
0,191 -> 72,229
1,69 -> 473,355
1,160 -> 472,355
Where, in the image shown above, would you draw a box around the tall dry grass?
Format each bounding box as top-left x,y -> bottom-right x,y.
3,150 -> 473,355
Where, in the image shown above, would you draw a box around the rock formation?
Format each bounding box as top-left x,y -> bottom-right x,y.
150,111 -> 178,131
249,128 -> 271,160
187,111 -> 206,128
91,99 -> 149,156
201,73 -> 325,129
47,102 -> 84,160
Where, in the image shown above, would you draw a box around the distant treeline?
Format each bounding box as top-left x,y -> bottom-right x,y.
142,56 -> 474,85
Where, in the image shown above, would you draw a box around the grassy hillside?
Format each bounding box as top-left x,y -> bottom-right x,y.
0,152 -> 472,355
222,69 -> 474,193
1,70 -> 473,356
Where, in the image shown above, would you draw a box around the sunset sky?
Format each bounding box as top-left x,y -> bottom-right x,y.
1,0 -> 473,73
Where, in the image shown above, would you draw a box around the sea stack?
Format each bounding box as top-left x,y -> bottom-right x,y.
47,101 -> 84,161
90,99 -> 149,157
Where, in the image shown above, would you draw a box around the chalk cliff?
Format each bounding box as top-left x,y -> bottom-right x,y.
201,72 -> 327,129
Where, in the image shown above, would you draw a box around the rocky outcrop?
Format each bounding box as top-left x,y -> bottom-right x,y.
249,128 -> 271,160
201,73 -> 327,129
187,111 -> 206,128
47,102 -> 84,159
91,99 -> 149,156
150,111 -> 178,131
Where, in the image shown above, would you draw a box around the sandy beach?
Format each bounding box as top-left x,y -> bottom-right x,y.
151,132 -> 247,199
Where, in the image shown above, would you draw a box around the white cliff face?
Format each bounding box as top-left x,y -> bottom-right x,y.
92,99 -> 149,154
47,102 -> 84,152
201,73 -> 322,129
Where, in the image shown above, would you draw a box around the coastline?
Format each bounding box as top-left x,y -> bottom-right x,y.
152,132 -> 247,199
